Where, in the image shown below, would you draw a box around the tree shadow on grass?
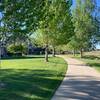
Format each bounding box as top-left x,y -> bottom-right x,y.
1,56 -> 45,60
49,61 -> 67,65
0,69 -> 63,100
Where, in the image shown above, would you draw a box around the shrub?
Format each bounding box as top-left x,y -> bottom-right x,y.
7,44 -> 27,54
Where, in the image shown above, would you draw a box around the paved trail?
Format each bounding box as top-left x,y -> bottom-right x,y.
51,56 -> 100,100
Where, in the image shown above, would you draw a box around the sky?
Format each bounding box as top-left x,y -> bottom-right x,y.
72,0 -> 100,7
0,12 -> 2,18
96,0 -> 100,7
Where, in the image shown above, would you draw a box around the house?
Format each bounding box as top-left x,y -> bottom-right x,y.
28,43 -> 45,55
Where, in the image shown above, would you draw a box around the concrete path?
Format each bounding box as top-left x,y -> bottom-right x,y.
51,56 -> 100,100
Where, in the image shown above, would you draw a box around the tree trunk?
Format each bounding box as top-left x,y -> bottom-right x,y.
0,46 -> 1,69
80,48 -> 83,58
73,49 -> 75,56
52,46 -> 55,57
45,44 -> 48,62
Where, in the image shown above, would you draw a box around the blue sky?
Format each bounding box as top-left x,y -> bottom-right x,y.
72,0 -> 100,7
0,12 -> 2,18
96,0 -> 100,7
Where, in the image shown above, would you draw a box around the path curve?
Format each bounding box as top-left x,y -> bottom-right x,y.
51,56 -> 100,100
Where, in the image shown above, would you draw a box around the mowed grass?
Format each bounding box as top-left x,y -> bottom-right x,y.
67,51 -> 100,72
81,51 -> 100,72
0,57 -> 67,100
81,57 -> 100,72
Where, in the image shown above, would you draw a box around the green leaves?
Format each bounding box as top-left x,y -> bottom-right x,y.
0,0 -> 75,59
71,0 -> 96,50
38,0 -> 74,46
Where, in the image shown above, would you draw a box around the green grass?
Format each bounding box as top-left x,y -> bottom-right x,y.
80,51 -> 100,72
0,56 -> 67,100
80,55 -> 100,72
67,51 -> 100,72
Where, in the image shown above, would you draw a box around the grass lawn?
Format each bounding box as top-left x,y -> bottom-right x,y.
67,51 -> 100,72
0,56 -> 67,100
80,55 -> 100,72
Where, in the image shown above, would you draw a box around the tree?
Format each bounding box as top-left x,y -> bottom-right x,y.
1,0 -> 74,62
0,0 -> 45,54
94,4 -> 100,45
72,0 -> 96,57
37,0 -> 74,61
48,0 -> 74,57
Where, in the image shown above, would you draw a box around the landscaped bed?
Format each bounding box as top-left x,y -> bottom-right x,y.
0,56 -> 67,100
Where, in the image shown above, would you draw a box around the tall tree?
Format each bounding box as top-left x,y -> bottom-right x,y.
72,0 -> 96,57
0,0 -> 44,45
1,0 -> 74,62
48,0 -> 74,57
38,0 -> 74,61
94,4 -> 100,45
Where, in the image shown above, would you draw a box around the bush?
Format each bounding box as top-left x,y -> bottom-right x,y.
7,44 -> 27,54
7,52 -> 22,57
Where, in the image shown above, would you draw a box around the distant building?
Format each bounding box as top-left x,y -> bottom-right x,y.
28,43 -> 45,55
